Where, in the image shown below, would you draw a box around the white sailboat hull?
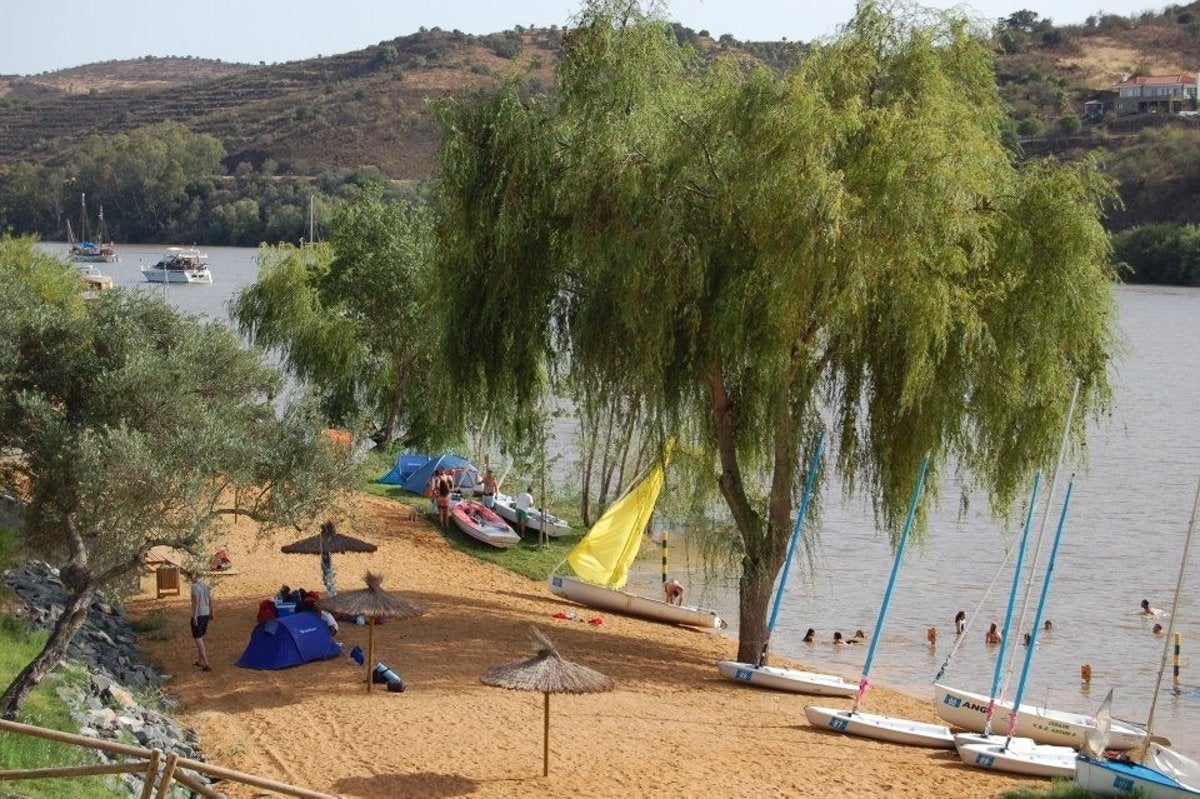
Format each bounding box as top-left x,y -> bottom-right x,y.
1076,749 -> 1200,799
956,737 -> 1077,778
141,266 -> 212,284
548,575 -> 726,629
804,705 -> 955,748
716,661 -> 857,696
934,683 -> 1147,750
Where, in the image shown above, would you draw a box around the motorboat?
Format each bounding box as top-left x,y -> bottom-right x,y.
142,247 -> 212,284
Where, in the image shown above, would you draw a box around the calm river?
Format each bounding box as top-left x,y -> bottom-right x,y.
47,244 -> 1200,756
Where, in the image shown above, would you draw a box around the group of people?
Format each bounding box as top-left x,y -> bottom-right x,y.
800,628 -> 867,645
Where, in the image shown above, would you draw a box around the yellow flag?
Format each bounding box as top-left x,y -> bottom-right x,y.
567,442 -> 672,590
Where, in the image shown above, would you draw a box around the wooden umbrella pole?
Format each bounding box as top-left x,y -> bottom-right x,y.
366,620 -> 375,693
543,692 -> 550,777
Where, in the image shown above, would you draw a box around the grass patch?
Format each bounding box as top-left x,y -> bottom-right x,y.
439,522 -> 580,581
128,608 -> 171,641
1002,780 -> 1092,799
0,618 -> 122,799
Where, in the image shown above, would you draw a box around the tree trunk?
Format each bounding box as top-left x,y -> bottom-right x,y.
736,560 -> 776,664
0,579 -> 98,719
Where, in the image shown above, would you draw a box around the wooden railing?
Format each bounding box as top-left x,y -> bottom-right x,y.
0,718 -> 341,799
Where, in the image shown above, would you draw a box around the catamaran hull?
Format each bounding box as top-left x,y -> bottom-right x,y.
934,683 -> 1147,750
804,706 -> 955,748
956,738 -> 1077,778
716,661 -> 856,696
1076,755 -> 1200,798
548,575 -> 726,629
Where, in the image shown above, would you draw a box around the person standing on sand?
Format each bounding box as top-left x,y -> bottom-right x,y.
436,471 -> 453,529
515,486 -> 534,536
190,574 -> 213,671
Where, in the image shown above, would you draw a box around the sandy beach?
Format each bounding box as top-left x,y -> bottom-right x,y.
128,494 -> 1041,799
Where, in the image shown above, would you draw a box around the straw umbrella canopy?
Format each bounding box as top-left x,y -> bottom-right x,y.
317,571 -> 424,692
481,626 -> 614,776
280,520 -> 377,595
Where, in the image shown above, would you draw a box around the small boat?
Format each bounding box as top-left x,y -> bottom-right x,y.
550,574 -> 725,628
67,193 -> 119,264
142,247 -> 212,284
803,706 -> 955,748
935,682 -> 1147,751
1077,743 -> 1200,799
451,499 -> 520,548
493,492 -> 571,537
955,734 -> 1077,778
717,661 -> 856,696
547,441 -> 726,629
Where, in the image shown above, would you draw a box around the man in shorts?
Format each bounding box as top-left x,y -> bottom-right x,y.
190,575 -> 214,671
515,486 -> 534,536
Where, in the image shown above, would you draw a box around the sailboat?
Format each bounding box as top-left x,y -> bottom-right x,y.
547,441 -> 726,629
1075,479 -> 1200,797
67,193 -> 119,264
716,432 -> 857,696
954,479 -> 1084,777
805,457 -> 956,747
936,381 -> 1147,753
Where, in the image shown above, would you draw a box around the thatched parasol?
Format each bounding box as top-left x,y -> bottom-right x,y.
280,520 -> 377,595
481,626 -> 614,776
317,571 -> 424,693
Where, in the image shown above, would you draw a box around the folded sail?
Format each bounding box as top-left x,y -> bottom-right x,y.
566,445 -> 671,590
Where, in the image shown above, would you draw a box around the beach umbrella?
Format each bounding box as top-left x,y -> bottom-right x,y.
316,571 -> 424,693
280,520 -> 377,595
481,626 -> 614,776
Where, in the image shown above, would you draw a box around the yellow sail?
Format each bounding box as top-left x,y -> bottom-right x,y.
567,444 -> 672,590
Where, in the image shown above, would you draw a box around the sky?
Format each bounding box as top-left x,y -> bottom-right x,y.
0,0 -> 1167,76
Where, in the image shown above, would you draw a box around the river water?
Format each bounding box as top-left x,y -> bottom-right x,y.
48,244 -> 1200,756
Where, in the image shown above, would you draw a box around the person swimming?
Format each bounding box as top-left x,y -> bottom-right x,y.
985,623 -> 1002,645
954,610 -> 967,635
1141,599 -> 1164,617
1153,623 -> 1165,635
833,631 -> 845,645
802,628 -> 816,643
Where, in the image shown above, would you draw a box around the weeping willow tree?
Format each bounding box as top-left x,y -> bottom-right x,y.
232,187 -> 451,445
435,1 -> 1117,662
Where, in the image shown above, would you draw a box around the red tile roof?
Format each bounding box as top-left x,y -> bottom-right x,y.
1118,74 -> 1197,87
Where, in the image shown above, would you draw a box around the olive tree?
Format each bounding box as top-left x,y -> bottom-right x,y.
435,1 -> 1117,662
0,236 -> 355,718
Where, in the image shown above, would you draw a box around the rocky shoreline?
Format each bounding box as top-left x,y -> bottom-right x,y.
3,561 -> 210,798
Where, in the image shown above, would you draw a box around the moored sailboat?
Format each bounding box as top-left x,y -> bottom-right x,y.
805,457 -> 956,747
67,193 -> 119,264
547,441 -> 726,629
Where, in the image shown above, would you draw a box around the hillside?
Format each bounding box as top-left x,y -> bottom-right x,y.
4,8 -> 1200,232
0,28 -> 560,179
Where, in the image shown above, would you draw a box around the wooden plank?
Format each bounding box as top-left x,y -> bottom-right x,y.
0,762 -> 143,779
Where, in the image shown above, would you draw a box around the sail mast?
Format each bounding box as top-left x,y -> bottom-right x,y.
1144,478 -> 1200,748
851,455 -> 930,714
760,431 -> 824,665
1004,477 -> 1075,748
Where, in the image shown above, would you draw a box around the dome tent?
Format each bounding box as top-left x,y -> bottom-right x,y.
236,613 -> 342,670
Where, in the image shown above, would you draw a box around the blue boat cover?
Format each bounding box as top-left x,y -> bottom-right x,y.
235,613 -> 342,670
377,453 -> 432,485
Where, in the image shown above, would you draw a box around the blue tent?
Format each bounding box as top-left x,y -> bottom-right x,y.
377,453 -> 431,486
236,613 -> 342,670
399,453 -> 477,495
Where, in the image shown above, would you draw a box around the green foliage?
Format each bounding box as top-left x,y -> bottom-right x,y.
435,0 -> 1117,660
1112,222 -> 1200,285
1058,114 -> 1082,135
0,237 -> 356,583
232,189 -> 452,445
0,628 -> 117,799
1001,780 -> 1092,799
